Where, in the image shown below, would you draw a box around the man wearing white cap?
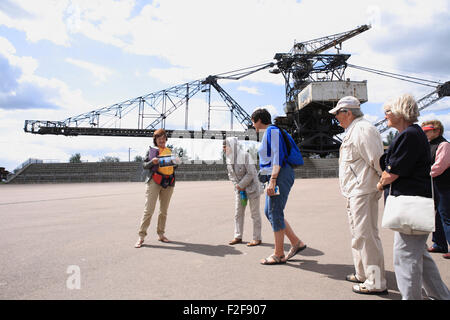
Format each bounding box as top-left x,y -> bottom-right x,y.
330,96 -> 388,295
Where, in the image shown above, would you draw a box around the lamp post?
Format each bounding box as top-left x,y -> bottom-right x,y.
128,147 -> 131,162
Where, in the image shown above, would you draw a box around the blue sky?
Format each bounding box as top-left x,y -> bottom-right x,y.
0,0 -> 449,172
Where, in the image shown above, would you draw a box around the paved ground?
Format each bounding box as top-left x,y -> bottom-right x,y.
0,179 -> 448,300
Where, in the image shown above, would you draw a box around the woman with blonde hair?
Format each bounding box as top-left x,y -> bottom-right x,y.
135,129 -> 177,248
377,94 -> 450,299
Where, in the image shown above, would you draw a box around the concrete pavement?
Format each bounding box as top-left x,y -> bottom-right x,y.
0,179 -> 448,300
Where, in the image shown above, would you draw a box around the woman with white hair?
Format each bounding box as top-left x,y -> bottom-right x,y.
224,137 -> 262,246
377,94 -> 450,300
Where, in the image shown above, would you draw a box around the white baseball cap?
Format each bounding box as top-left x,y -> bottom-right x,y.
329,96 -> 360,115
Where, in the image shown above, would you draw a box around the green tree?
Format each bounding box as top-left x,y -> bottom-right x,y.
383,130 -> 398,146
246,143 -> 259,164
99,156 -> 120,162
134,155 -> 144,162
69,153 -> 82,163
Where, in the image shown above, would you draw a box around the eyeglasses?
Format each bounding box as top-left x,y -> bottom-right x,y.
384,110 -> 392,115
335,109 -> 348,115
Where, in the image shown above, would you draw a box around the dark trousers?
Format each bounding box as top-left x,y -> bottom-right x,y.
432,186 -> 450,252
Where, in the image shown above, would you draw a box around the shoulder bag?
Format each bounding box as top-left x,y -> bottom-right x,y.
381,178 -> 435,235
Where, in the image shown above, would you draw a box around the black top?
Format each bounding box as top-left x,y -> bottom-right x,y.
381,124 -> 432,198
430,135 -> 450,189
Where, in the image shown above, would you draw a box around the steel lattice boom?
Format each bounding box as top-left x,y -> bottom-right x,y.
373,81 -> 450,133
24,26 -> 370,144
292,25 -> 371,54
24,63 -> 275,139
23,24 -> 449,156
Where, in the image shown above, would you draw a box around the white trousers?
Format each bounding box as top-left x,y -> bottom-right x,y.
346,192 -> 387,290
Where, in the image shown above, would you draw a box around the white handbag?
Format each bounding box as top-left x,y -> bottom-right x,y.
381,178 -> 435,235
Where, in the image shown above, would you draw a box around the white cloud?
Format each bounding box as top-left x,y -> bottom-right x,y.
253,105 -> 279,119
131,0 -> 447,94
0,39 -> 95,170
0,0 -> 71,46
148,67 -> 205,86
0,36 -> 15,56
1,0 -> 449,170
0,38 -> 91,112
237,86 -> 262,96
3,0 -> 447,91
65,0 -> 136,48
0,36 -> 38,77
363,113 -> 378,123
424,98 -> 450,113
65,57 -> 114,85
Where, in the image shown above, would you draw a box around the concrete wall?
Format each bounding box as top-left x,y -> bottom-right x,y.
7,158 -> 338,184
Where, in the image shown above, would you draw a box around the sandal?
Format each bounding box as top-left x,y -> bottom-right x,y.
134,238 -> 144,248
229,238 -> 242,245
352,283 -> 388,295
158,236 -> 170,243
260,254 -> 286,265
247,240 -> 262,247
286,240 -> 307,260
346,274 -> 364,283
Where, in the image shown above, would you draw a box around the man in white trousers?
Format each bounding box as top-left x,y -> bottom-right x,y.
330,96 -> 388,295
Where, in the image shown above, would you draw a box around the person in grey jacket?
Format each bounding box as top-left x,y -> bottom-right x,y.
224,137 -> 262,246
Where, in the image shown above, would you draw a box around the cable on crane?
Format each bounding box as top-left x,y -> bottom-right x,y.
214,61 -> 275,80
347,64 -> 443,88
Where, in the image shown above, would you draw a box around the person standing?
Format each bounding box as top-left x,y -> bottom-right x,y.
377,94 -> 450,299
251,108 -> 306,265
224,137 -> 262,247
329,96 -> 388,295
421,120 -> 450,259
135,129 -> 176,248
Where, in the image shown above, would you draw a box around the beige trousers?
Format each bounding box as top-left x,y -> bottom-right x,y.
346,191 -> 387,290
234,193 -> 262,241
138,179 -> 174,238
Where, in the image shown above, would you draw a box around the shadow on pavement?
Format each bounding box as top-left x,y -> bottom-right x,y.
295,246 -> 324,257
141,240 -> 243,257
256,243 -> 325,257
286,258 -> 402,300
